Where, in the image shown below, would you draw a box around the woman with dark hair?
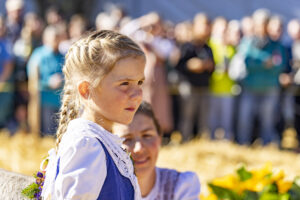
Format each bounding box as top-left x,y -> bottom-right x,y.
113,101 -> 200,200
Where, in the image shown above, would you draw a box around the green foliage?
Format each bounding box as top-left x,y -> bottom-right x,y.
208,184 -> 240,200
262,183 -> 278,193
242,191 -> 259,200
237,166 -> 252,182
21,183 -> 39,199
288,177 -> 300,200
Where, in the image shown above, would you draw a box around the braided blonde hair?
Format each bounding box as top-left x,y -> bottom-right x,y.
55,30 -> 145,150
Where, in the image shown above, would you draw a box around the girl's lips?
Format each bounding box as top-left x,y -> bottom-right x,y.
125,107 -> 135,111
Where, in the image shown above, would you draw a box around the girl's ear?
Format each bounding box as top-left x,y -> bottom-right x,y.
78,81 -> 90,99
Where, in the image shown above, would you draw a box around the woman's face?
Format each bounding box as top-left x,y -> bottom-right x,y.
113,113 -> 161,178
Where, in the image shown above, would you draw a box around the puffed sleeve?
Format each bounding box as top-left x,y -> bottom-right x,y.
55,136 -> 107,200
174,171 -> 201,200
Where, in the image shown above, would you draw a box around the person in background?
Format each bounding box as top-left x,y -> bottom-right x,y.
169,21 -> 193,132
267,15 -> 294,140
113,101 -> 200,200
237,16 -> 254,57
287,19 -> 300,146
0,15 -> 14,129
5,0 -> 24,43
237,9 -> 285,145
208,18 -> 239,140
8,12 -> 44,134
241,16 -> 254,39
45,6 -> 63,26
142,13 -> 174,134
176,13 -> 214,141
27,25 -> 64,135
59,14 -> 87,54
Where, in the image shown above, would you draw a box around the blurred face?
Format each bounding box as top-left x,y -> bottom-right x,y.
87,56 -> 145,129
254,21 -> 268,38
174,23 -> 193,43
7,8 -> 22,22
48,33 -> 61,52
46,11 -> 61,25
288,20 -> 300,40
113,113 -> 161,177
211,19 -> 227,40
241,17 -> 253,37
267,19 -> 282,41
193,19 -> 211,42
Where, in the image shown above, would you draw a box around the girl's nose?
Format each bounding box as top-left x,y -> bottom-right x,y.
130,87 -> 142,101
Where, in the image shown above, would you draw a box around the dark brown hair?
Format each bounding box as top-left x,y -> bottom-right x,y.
136,101 -> 162,136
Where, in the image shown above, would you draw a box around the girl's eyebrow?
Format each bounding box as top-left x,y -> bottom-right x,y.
117,77 -> 145,82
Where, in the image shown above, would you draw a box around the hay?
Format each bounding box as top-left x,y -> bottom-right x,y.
1,132 -> 299,194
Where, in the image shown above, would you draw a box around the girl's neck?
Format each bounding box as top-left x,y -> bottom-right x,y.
138,168 -> 156,197
81,111 -> 113,132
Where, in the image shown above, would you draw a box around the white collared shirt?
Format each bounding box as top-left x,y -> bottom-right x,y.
42,118 -> 141,200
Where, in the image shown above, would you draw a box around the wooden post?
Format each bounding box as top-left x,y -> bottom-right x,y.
28,65 -> 40,137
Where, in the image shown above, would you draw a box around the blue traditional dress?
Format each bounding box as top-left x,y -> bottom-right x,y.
42,118 -> 141,200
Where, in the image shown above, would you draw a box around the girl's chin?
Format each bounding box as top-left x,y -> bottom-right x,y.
117,116 -> 134,125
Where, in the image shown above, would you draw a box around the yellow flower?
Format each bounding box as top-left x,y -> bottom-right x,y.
211,174 -> 239,190
200,193 -> 218,200
251,162 -> 272,181
277,179 -> 293,193
272,169 -> 285,182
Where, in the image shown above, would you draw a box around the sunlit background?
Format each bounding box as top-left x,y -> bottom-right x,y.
1,0 -> 300,197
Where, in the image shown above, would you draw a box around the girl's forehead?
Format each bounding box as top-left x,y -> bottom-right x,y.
109,57 -> 145,79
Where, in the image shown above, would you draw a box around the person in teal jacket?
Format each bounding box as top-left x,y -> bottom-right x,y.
237,9 -> 286,145
27,25 -> 64,135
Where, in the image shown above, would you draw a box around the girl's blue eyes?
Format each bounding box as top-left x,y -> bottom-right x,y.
120,82 -> 129,86
120,80 -> 144,86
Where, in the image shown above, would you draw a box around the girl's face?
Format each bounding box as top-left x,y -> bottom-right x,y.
113,113 -> 161,178
88,56 -> 145,129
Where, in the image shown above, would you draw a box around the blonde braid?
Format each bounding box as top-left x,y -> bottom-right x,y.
55,82 -> 78,151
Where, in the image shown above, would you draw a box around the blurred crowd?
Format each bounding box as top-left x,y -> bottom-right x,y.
0,0 -> 300,148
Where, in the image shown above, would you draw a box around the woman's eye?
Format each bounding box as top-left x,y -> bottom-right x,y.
124,138 -> 134,144
143,134 -> 153,139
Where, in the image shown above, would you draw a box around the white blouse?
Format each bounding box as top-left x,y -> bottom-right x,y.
42,118 -> 141,200
142,167 -> 200,200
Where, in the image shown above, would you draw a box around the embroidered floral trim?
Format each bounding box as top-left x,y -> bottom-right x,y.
22,158 -> 48,199
68,119 -> 141,200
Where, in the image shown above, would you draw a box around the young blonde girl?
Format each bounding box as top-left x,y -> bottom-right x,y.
41,30 -> 146,200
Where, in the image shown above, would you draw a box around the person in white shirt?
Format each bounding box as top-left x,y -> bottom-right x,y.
41,30 -> 146,200
113,102 -> 201,200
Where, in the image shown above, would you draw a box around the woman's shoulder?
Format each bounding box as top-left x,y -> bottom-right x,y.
157,167 -> 199,183
175,170 -> 200,200
157,167 -> 200,200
